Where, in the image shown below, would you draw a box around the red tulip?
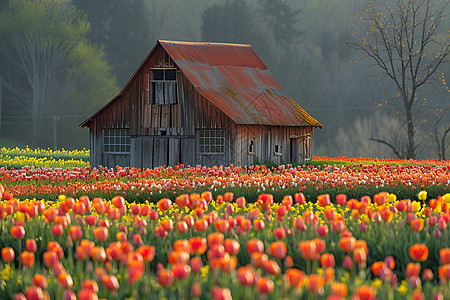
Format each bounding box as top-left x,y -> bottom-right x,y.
295,192 -> 306,204
157,268 -> 174,287
25,286 -> 44,300
273,227 -> 286,239
25,239 -> 37,253
11,225 -> 25,239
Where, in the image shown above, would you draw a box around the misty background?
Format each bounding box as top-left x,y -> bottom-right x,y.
0,0 -> 448,159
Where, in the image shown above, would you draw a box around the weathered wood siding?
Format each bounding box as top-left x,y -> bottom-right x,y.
234,125 -> 312,166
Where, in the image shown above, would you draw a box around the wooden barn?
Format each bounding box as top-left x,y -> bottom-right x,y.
80,40 -> 323,168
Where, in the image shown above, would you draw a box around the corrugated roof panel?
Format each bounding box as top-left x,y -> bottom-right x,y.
81,40 -> 323,128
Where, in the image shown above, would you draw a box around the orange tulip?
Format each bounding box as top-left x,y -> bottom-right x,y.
320,253 -> 335,268
406,262 -> 421,278
168,250 -> 190,265
353,247 -> 367,265
1,247 -> 15,263
102,274 -> 119,290
220,255 -> 237,273
410,219 -> 424,232
173,240 -> 190,253
317,194 -> 331,207
69,226 -> 83,241
214,219 -> 230,233
371,261 -> 387,277
33,274 -> 48,289
157,198 -> 172,212
111,196 -> 125,208
189,237 -> 207,255
339,236 -> 356,252
81,279 -> 99,293
236,196 -> 246,208
438,264 -> 450,280
330,282 -> 348,298
409,244 -> 429,262
194,218 -> 208,231
93,227 -> 109,242
299,240 -> 317,260
246,238 -> 264,254
306,273 -> 325,294
439,248 -> 450,264
207,232 -> 224,248
352,285 -> 377,300
20,251 -> 34,267
257,277 -> 274,295
58,272 -> 73,289
268,241 -> 287,259
237,265 -> 256,286
284,268 -> 305,289
224,238 -> 240,255
263,259 -> 281,275
251,252 -> 268,268
43,251 -> 59,268
161,219 -> 173,232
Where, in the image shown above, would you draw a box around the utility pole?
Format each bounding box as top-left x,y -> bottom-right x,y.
0,74 -> 2,134
53,115 -> 59,150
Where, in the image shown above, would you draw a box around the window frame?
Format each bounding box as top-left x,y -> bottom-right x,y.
150,68 -> 177,105
103,128 -> 131,154
198,129 -> 225,155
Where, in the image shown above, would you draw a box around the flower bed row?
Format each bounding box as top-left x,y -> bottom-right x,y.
1,185 -> 450,299
1,162 -> 448,203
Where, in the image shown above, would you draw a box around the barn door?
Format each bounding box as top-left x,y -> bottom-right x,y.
290,138 -> 298,163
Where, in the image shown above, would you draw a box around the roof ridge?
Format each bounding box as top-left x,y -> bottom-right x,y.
158,40 -> 252,47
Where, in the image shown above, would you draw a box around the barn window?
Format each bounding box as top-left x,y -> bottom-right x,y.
249,141 -> 255,155
198,130 -> 225,154
151,68 -> 177,104
103,129 -> 130,153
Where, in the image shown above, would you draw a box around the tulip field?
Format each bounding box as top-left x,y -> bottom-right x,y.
0,148 -> 449,299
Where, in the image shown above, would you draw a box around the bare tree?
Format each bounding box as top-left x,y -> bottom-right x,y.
345,0 -> 450,159
429,107 -> 450,160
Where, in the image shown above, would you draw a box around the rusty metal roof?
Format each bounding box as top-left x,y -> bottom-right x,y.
81,40 -> 322,128
159,40 -> 322,127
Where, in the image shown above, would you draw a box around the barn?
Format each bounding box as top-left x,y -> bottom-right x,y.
80,40 -> 323,168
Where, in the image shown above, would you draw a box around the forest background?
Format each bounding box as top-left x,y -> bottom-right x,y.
0,0 -> 448,159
